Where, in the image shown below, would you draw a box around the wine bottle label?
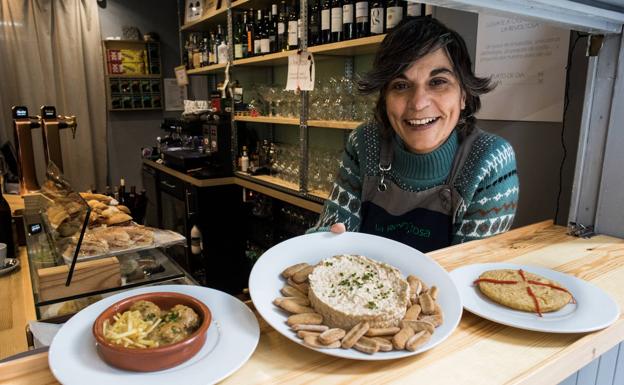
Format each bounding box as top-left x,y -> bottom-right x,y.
343,4 -> 354,24
247,31 -> 253,52
261,38 -> 270,53
278,22 -> 285,34
288,20 -> 298,46
356,2 -> 369,22
331,7 -> 342,32
234,43 -> 243,58
407,2 -> 421,16
370,7 -> 384,34
321,9 -> 330,30
386,6 -> 402,29
254,38 -> 262,53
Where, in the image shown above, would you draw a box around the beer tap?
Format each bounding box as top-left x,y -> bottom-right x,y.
11,106 -> 41,194
40,105 -> 77,173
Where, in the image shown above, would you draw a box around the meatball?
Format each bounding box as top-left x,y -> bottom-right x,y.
129,300 -> 161,322
153,321 -> 187,345
168,304 -> 199,330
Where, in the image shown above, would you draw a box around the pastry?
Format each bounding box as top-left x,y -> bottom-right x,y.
474,269 -> 574,316
104,212 -> 132,226
94,227 -> 133,249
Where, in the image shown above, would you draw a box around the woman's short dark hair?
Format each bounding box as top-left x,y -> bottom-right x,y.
358,17 -> 494,138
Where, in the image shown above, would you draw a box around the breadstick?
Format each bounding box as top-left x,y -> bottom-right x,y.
419,293 -> 436,315
297,330 -> 321,339
273,296 -> 310,307
291,324 -> 329,332
292,265 -> 316,283
365,327 -> 400,337
287,313 -> 323,326
372,337 -> 394,352
419,313 -> 443,327
429,286 -> 439,300
341,322 -> 370,349
281,285 -> 307,299
319,328 -> 346,345
403,304 -> 422,320
287,278 -> 310,294
400,319 -> 435,334
277,299 -> 315,314
353,336 -> 379,354
304,335 -> 341,349
392,326 -> 415,350
405,330 -> 432,352
281,263 -> 309,278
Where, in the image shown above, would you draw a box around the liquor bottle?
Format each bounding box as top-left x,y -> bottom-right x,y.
308,0 -> 321,46
217,24 -> 229,64
277,1 -> 288,51
234,15 -> 244,59
321,0 -> 331,44
246,9 -> 255,56
330,0 -> 343,42
214,25 -> 223,63
369,0 -> 384,35
405,0 -> 422,17
0,191 -> 15,260
118,178 -> 126,204
269,4 -> 278,52
200,37 -> 209,67
385,0 -> 403,32
287,0 -> 298,49
355,0 -> 369,38
241,146 -> 249,172
342,0 -> 355,40
184,36 -> 192,69
254,9 -> 263,55
261,12 -> 271,54
192,34 -> 201,69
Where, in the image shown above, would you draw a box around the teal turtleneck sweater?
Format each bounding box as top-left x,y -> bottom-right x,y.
309,121 -> 519,245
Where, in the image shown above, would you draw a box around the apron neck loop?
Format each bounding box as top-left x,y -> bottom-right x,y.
378,135 -> 394,192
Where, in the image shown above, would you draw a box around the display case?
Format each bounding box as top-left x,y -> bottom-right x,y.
23,166 -> 195,320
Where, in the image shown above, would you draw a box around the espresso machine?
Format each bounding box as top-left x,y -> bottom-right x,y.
39,105 -> 77,173
12,106 -> 41,194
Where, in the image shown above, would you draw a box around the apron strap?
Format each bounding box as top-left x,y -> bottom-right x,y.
378,134 -> 394,191
445,127 -> 483,186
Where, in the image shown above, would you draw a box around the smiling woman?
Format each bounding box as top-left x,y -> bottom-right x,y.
309,17 -> 520,253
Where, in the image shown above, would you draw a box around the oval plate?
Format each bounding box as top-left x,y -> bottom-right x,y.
248,231 -> 462,360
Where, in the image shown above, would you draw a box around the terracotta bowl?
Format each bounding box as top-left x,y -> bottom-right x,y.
92,291 -> 211,372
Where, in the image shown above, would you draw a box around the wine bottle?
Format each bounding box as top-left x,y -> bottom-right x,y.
234,14 -> 244,59
287,0 -> 298,49
385,0 -> 403,32
309,0 -> 321,46
330,0 -> 343,42
355,0 -> 369,38
261,12 -> 271,54
277,1 -> 288,51
405,0 -> 422,17
369,0 -> 384,35
342,0 -> 354,40
246,9 -> 255,56
254,9 -> 263,55
270,4 -> 278,52
321,0 -> 331,44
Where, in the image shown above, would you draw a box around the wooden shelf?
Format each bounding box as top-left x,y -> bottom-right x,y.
187,63 -> 227,75
106,74 -> 161,78
180,5 -> 229,31
307,189 -> 330,200
110,107 -> 163,111
307,119 -> 361,130
231,35 -> 386,68
234,115 -> 361,130
233,115 -> 300,125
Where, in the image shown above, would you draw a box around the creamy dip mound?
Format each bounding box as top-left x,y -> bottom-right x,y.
308,254 -> 410,330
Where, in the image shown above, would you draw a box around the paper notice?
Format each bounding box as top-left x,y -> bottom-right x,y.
285,51 -> 315,91
475,14 -> 570,122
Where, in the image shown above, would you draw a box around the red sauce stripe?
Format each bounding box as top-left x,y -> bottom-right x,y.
473,278 -> 519,285
518,269 -> 527,282
526,286 -> 542,317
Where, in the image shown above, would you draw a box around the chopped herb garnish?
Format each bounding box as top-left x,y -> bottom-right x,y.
366,301 -> 377,309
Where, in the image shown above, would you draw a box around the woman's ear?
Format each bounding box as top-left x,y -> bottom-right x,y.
461,91 -> 466,110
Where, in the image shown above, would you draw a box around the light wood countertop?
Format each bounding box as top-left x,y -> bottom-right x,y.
1,221 -> 623,384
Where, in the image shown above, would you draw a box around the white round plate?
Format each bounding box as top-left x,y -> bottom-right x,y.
450,263 -> 620,333
49,285 -> 260,385
248,231 -> 462,360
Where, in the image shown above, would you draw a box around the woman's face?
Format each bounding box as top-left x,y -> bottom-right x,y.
385,48 -> 465,154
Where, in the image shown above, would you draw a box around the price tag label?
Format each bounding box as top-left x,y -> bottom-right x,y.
285,51 -> 315,91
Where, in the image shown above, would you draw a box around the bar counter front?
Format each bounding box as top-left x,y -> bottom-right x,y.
1,220 -> 623,385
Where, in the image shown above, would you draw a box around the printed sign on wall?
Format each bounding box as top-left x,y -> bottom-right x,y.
475,14 -> 570,122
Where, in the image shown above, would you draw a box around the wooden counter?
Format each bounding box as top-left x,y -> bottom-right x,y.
1,221 -> 623,384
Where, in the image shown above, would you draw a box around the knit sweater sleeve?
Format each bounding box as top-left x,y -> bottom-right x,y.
307,128 -> 364,233
452,135 -> 519,244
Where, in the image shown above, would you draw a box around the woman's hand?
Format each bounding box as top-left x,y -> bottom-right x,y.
330,223 -> 346,234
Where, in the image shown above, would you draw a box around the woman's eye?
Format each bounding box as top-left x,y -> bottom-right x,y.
391,82 -> 409,90
430,78 -> 448,87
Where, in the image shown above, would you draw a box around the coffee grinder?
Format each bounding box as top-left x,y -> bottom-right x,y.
39,105 -> 77,172
12,106 -> 41,194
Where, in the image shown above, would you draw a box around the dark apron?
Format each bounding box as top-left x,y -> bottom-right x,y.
360,128 -> 481,252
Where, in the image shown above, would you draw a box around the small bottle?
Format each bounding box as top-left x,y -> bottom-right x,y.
129,185 -> 137,208
118,178 -> 126,204
190,224 -> 202,255
105,185 -> 112,197
241,146 -> 249,172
